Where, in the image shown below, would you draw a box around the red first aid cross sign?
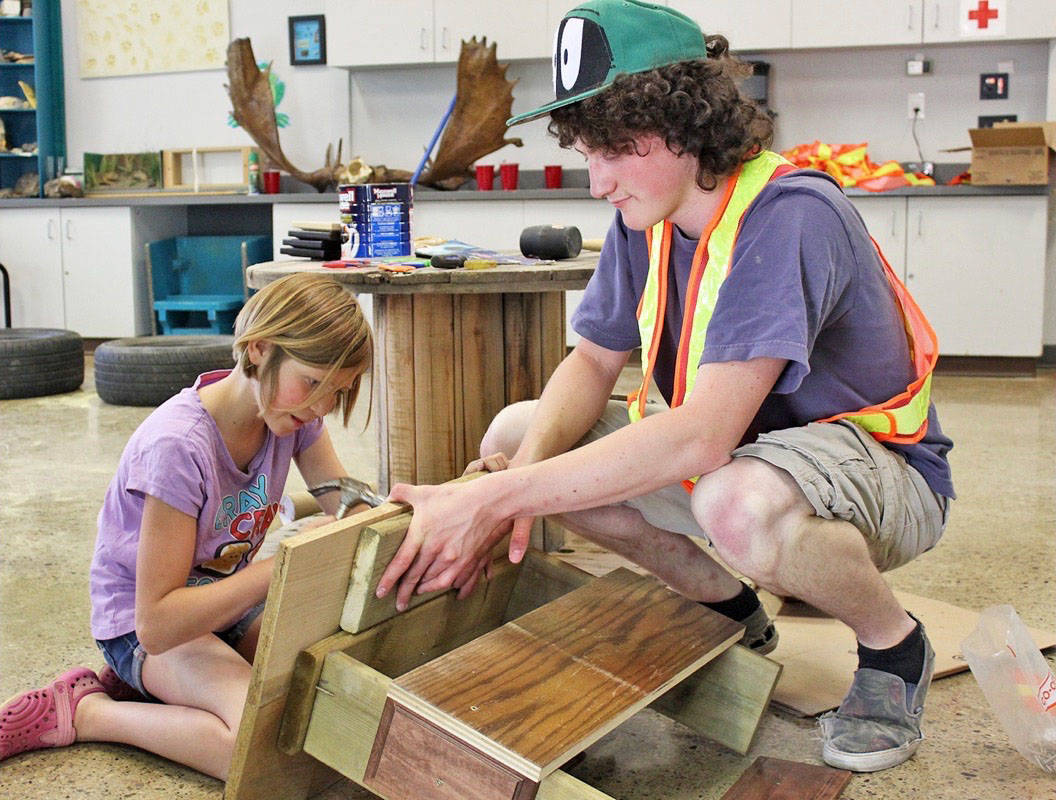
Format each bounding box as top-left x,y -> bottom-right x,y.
960,0 -> 1007,35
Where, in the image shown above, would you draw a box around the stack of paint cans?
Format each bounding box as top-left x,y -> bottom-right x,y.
338,183 -> 413,259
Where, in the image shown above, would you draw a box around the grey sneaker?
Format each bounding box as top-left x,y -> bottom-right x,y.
819,622 -> 935,772
740,604 -> 779,655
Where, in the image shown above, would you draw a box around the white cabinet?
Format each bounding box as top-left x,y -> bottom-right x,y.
0,208 -> 64,328
435,1 -> 549,62
0,206 -> 184,337
325,0 -> 435,66
923,0 -> 1056,43
326,0 -> 549,67
668,0 -> 793,51
791,0 -> 921,48
849,195 -> 908,281
904,195 -> 1045,357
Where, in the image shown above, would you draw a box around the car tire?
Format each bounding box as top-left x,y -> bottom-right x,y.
94,335 -> 235,407
0,328 -> 84,400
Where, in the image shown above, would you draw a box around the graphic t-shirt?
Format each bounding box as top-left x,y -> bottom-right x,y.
571,170 -> 954,498
89,370 -> 323,640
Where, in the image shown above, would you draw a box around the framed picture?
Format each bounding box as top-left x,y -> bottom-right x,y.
288,14 -> 326,66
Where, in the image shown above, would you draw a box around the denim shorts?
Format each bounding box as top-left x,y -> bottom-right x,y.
95,602 -> 265,701
582,401 -> 950,573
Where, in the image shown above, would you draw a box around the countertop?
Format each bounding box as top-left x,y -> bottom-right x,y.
0,182 -> 1047,208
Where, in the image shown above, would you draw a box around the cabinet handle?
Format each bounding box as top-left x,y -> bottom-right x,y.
420,27 -> 428,50
908,3 -> 914,30
65,219 -> 73,240
47,218 -> 56,240
917,211 -> 924,237
932,3 -> 940,29
441,26 -> 449,50
891,210 -> 897,237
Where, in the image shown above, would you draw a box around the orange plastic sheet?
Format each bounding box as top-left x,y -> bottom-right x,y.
780,141 -> 935,192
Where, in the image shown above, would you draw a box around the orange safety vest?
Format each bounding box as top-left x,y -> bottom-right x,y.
626,150 -> 939,491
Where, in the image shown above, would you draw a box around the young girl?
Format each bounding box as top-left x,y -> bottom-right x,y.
0,272 -> 373,780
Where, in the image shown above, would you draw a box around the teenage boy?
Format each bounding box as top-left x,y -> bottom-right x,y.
377,0 -> 954,772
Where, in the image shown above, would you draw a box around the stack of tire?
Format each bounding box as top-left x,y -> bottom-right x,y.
0,329 -> 84,400
94,336 -> 235,406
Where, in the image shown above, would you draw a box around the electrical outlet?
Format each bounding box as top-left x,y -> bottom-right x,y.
907,92 -> 925,120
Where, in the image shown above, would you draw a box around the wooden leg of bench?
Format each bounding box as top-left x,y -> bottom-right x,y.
650,644 -> 781,755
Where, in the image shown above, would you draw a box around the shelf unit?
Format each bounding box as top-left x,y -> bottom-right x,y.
0,0 -> 65,197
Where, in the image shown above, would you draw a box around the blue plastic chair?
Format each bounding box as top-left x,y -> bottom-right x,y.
146,236 -> 272,335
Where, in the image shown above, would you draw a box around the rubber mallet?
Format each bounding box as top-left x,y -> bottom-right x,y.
519,224 -> 583,260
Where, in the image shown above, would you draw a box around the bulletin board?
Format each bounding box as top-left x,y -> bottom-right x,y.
76,0 -> 230,78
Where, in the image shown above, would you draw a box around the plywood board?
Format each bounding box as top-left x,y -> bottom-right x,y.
412,294 -> 458,484
770,590 -> 1056,716
721,756 -> 850,800
388,568 -> 743,781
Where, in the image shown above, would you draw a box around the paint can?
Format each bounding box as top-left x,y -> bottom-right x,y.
338,183 -> 413,259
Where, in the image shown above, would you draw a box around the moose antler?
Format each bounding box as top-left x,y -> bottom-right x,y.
419,37 -> 523,190
225,38 -> 340,192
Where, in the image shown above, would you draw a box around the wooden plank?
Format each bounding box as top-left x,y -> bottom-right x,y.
365,700 -> 537,800
452,293 -> 466,474
650,643 -> 781,755
225,503 -> 408,800
539,290 -> 566,383
457,293 -> 506,467
278,630 -> 358,755
341,513 -> 451,633
720,756 -> 851,800
377,294 -> 417,492
503,549 -> 593,622
412,294 -> 459,484
389,568 -> 743,781
503,292 -> 545,403
373,291 -> 392,496
304,651 -> 613,800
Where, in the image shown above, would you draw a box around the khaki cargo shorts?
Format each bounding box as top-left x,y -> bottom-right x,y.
583,401 -> 950,572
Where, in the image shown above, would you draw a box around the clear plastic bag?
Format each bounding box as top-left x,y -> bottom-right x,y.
961,604 -> 1056,772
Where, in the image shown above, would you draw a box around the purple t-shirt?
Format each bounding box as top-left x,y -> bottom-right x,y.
89,370 -> 324,640
572,170 -> 954,498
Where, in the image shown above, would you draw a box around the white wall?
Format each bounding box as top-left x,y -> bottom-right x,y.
349,41 -> 1050,174
60,0 -> 348,175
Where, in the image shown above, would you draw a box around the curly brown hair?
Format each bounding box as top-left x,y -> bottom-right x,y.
547,35 -> 773,191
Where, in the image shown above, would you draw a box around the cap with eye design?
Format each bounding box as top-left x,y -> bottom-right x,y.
507,0 -> 708,126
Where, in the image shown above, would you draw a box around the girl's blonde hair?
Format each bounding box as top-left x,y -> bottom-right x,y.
232,273 -> 372,425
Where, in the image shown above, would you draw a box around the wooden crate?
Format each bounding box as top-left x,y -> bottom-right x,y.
224,496 -> 782,800
161,146 -> 257,192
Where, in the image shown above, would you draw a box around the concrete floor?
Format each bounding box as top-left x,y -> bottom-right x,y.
1,359 -> 1055,799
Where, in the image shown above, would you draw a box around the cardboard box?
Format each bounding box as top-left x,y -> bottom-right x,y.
962,122 -> 1056,186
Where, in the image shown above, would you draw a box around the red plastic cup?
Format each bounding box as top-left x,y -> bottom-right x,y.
544,164 -> 563,189
475,164 -> 494,191
262,170 -> 280,193
500,163 -> 519,190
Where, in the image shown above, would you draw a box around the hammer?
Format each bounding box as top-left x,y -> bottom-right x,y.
520,224 -> 605,259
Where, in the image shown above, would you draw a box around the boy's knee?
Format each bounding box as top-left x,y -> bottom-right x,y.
479,400 -> 537,459
691,459 -> 804,583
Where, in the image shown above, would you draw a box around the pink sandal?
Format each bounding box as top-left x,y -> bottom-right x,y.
97,664 -> 144,702
0,667 -> 105,761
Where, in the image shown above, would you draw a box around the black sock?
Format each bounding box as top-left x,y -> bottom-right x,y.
857,619 -> 925,684
700,581 -> 760,622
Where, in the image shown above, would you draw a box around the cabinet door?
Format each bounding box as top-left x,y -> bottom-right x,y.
435,0 -> 549,62
923,0 -> 1056,43
325,0 -> 434,66
848,195 -> 907,281
905,196 -> 1045,357
0,208 -> 64,327
60,207 -> 138,338
668,0 -> 793,51
791,0 -> 921,47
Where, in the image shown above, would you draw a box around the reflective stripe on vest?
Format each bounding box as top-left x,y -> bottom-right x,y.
625,151 -> 938,490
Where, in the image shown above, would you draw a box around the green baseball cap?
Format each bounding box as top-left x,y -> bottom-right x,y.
507,0 -> 708,126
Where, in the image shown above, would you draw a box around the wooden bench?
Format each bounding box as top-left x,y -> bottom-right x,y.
224,500 -> 782,800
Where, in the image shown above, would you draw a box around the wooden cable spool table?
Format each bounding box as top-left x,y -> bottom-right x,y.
247,256 -> 597,493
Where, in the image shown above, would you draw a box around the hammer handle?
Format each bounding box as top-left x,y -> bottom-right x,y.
582,238 -> 604,252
